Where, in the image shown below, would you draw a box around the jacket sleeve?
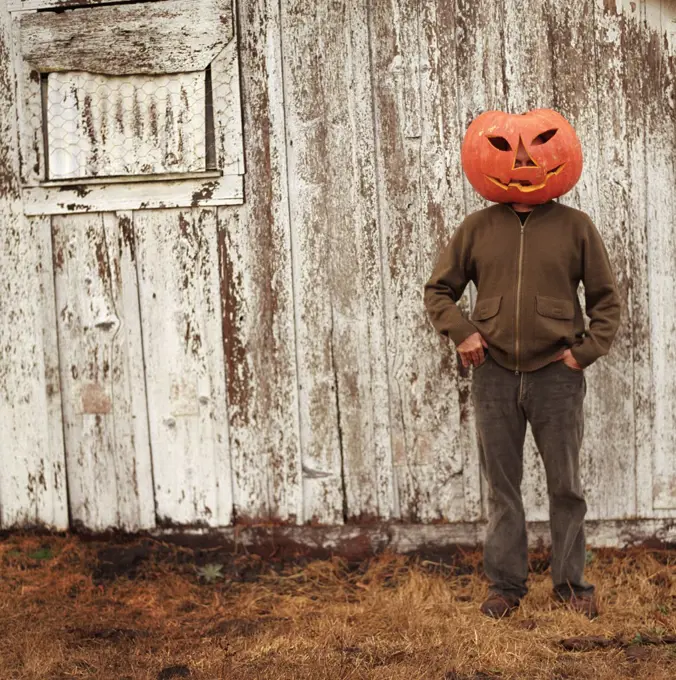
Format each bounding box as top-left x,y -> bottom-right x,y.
423,221 -> 478,347
570,218 -> 622,368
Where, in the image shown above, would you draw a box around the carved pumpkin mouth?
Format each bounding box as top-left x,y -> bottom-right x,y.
485,163 -> 566,192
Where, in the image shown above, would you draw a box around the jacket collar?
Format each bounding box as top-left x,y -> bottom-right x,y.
501,199 -> 557,219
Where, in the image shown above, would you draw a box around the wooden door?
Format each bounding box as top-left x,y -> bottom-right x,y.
10,0 -> 243,530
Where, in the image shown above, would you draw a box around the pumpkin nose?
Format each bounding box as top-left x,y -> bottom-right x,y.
513,137 -> 537,169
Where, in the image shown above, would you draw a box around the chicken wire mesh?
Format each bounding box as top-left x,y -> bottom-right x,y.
44,69 -> 216,181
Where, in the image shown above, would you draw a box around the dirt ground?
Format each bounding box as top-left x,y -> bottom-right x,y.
0,533 -> 675,680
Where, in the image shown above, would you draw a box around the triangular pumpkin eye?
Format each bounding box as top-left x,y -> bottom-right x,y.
488,136 -> 512,151
532,129 -> 558,145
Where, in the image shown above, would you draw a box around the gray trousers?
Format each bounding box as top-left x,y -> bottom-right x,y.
471,352 -> 594,600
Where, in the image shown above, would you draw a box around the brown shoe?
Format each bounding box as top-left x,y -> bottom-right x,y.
553,591 -> 599,619
480,592 -> 521,619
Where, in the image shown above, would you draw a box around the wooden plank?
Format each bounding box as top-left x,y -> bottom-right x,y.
19,0 -> 233,75
647,0 -> 676,509
211,40 -> 245,176
135,208 -> 233,527
503,0 -> 554,113
547,0 -> 602,222
620,0 -> 653,517
11,13 -> 44,184
9,0 -> 140,10
46,71 -> 207,180
280,0 -> 341,523
149,518 -> 676,555
668,0 -> 676,55
546,0 -> 606,520
219,0 -> 301,522
52,211 -> 155,530
371,0 -> 471,521
346,0 -> 395,520
0,217 -> 69,529
416,1 -> 475,520
0,0 -> 68,529
453,0 -> 507,522
502,0 -> 554,523
281,0 -> 393,522
370,0 -> 421,520
580,0 -> 637,520
23,174 -> 244,215
454,0 -> 506,215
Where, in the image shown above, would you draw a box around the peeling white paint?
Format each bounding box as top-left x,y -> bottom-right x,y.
1,0 -> 675,541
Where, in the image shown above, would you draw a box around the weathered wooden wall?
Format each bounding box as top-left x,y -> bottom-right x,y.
1,0 -> 675,544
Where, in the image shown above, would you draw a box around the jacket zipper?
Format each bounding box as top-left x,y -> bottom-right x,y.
513,208 -> 535,374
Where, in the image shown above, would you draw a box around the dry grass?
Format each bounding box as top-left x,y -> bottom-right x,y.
0,534 -> 675,679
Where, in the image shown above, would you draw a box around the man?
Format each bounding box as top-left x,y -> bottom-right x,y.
423,110 -> 621,619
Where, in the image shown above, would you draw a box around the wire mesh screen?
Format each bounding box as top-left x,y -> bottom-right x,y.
44,70 -> 216,181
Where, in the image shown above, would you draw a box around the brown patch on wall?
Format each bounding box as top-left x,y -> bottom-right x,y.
80,382 -> 112,415
118,214 -> 135,261
191,181 -> 217,206
604,0 -> 619,15
217,217 -> 252,426
94,232 -> 110,285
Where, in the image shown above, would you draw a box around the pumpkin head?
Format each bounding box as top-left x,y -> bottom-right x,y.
460,109 -> 583,204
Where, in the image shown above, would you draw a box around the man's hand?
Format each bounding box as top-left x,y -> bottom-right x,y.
457,332 -> 488,368
557,348 -> 583,371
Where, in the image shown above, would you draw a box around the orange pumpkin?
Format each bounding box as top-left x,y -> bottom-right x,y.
460,109 -> 583,205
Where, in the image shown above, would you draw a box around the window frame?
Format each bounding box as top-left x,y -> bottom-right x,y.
9,0 -> 244,214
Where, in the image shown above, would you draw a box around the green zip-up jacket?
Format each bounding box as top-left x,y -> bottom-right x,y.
423,201 -> 621,372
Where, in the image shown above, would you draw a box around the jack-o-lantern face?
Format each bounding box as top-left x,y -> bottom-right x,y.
461,109 -> 583,205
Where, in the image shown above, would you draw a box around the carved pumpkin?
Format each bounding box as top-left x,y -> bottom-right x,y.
460,108 -> 583,205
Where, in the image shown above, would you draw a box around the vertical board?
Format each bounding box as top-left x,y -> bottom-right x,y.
281,0 -> 393,522
211,39 -> 245,176
454,0 -> 506,215
584,0 -> 637,519
0,217 -> 68,528
10,13 -> 43,185
372,0 -> 470,521
454,0 -> 507,521
135,208 -> 233,527
0,2 -> 67,529
647,0 -> 676,509
622,0 -> 653,516
419,1 -> 478,520
547,0 -> 608,520
547,0 -> 602,224
223,0 -> 301,521
53,211 -> 155,531
347,0 -> 396,520
502,0 -> 554,523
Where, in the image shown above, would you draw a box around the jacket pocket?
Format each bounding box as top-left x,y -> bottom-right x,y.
536,295 -> 574,320
470,296 -> 503,350
472,295 -> 502,321
534,295 -> 575,348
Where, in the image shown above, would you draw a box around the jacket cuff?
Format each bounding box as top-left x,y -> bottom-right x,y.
570,341 -> 600,369
447,320 -> 479,348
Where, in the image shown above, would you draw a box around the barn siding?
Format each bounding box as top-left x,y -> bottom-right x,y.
1,0 -> 675,540
0,0 -> 68,528
222,0 -> 302,522
647,0 -> 676,511
52,211 -> 155,531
